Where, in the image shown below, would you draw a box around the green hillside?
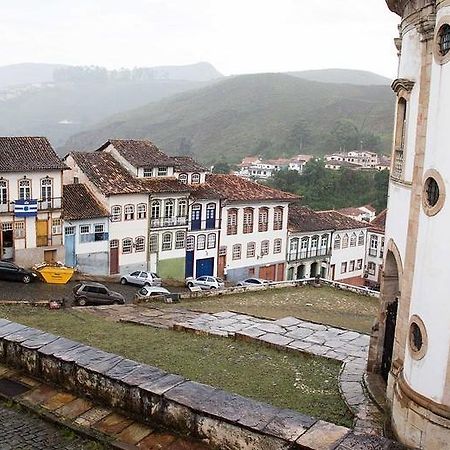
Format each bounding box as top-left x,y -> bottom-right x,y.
289,68 -> 391,86
63,73 -> 395,163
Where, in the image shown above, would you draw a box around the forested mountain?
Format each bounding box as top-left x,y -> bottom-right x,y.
63,73 -> 395,163
288,69 -> 391,86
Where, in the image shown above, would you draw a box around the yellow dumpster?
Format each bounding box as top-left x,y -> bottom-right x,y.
33,262 -> 75,284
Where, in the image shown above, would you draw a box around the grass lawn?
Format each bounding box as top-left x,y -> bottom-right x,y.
178,285 -> 378,334
0,305 -> 352,427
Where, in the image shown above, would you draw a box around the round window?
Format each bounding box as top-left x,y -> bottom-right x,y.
408,316 -> 427,360
424,177 -> 440,208
438,23 -> 450,56
410,323 -> 423,352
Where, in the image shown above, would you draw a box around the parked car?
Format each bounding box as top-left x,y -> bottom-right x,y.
120,271 -> 161,287
73,282 -> 125,306
236,278 -> 270,287
135,286 -> 171,301
0,261 -> 37,284
185,276 -> 225,290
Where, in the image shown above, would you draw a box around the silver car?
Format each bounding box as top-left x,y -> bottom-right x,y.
236,278 -> 270,287
135,286 -> 171,301
185,276 -> 224,290
120,271 -> 162,287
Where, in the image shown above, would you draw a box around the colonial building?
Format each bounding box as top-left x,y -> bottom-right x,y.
0,137 -> 66,266
368,1 -> 450,448
62,183 -> 110,275
364,209 -> 386,288
286,205 -> 333,280
337,204 -> 377,223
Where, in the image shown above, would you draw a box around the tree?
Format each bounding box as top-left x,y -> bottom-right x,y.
285,119 -> 312,153
212,162 -> 232,174
329,119 -> 359,151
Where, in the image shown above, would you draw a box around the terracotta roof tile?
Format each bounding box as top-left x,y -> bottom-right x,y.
205,174 -> 298,202
171,156 -> 207,172
288,204 -> 334,233
63,184 -> 109,221
0,136 -> 66,172
316,210 -> 370,230
369,209 -> 387,233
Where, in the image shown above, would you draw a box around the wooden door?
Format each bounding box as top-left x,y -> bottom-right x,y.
110,240 -> 119,275
259,264 -> 276,281
36,220 -> 48,247
44,249 -> 56,263
276,263 -> 285,281
218,255 -> 226,278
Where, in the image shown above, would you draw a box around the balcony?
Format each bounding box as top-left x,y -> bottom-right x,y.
0,202 -> 13,214
368,248 -> 378,257
191,219 -> 221,232
38,197 -> 62,211
288,247 -> 330,262
150,216 -> 188,228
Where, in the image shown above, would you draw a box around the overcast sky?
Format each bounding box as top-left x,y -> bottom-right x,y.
0,0 -> 400,78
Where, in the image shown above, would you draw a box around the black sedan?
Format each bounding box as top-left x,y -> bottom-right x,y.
0,261 -> 37,284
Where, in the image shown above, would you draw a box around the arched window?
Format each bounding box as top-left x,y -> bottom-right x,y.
247,242 -> 256,258
342,234 -> 349,248
320,234 -> 328,248
358,231 -> 365,246
300,237 -> 309,258
350,233 -> 357,247
273,238 -> 282,254
207,233 -> 216,249
124,204 -> 135,221
232,244 -> 241,260
334,235 -> 341,250
162,232 -> 172,251
206,203 -> 216,229
122,238 -> 132,254
273,207 -> 283,230
178,199 -> 188,218
227,208 -> 238,235
164,199 -> 174,218
40,177 -> 53,201
111,205 -> 122,222
393,97 -> 407,178
149,234 -> 158,253
197,234 -> 206,250
135,236 -> 145,252
186,235 -> 195,251
243,208 -> 254,233
261,240 -> 270,256
151,200 -> 161,219
311,235 -> 319,256
0,180 -> 8,205
258,207 -> 269,232
19,178 -> 31,200
191,204 -> 202,230
137,203 -> 147,220
175,231 -> 185,249
191,173 -> 200,184
179,173 -> 188,184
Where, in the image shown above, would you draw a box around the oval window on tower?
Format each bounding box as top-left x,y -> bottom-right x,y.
422,170 -> 445,216
434,19 -> 450,64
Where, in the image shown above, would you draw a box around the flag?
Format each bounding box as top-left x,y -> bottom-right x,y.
14,199 -> 38,217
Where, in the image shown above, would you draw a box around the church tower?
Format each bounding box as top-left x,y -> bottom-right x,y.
367,1 -> 450,448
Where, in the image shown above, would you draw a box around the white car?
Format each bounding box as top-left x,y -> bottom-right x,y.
185,276 -> 225,290
236,278 -> 270,287
120,271 -> 162,287
134,286 -> 171,301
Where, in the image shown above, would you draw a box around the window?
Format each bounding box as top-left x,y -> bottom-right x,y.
247,242 -> 256,258
149,234 -> 158,253
258,208 -> 269,232
207,233 -> 216,249
232,244 -> 241,260
349,260 -> 355,272
356,259 -> 363,270
179,173 -> 188,184
243,208 -> 254,234
40,178 -> 53,201
197,234 -> 206,250
274,238 -> 282,254
358,231 -> 365,246
111,205 -> 122,222
219,246 -> 227,256
341,262 -> 347,274
273,207 -> 283,230
227,209 -> 238,235
122,238 -> 132,254
94,224 -> 105,241
162,232 -> 172,251
438,23 -> 450,56
0,180 -> 7,205
124,204 -> 135,221
289,238 -> 299,258
65,226 -> 75,236
157,167 -> 168,176
393,97 -> 407,178
261,240 -> 269,256
186,235 -> 195,251
369,234 -> 378,256
19,179 -> 31,200
342,234 -> 349,248
380,237 -> 385,258
143,168 -> 153,177
137,203 -> 147,220
178,199 -> 188,218
135,236 -> 145,252
14,221 -> 25,239
311,235 -> 319,254
334,235 -> 341,250
191,173 -> 200,184
164,199 -> 174,218
206,203 -> 216,229
424,177 -> 439,208
151,200 -> 161,219
321,235 -> 328,248
175,231 -> 185,249
80,225 -> 90,234
350,233 -> 357,247
300,237 -> 309,258
52,218 -> 62,235
367,262 -> 376,275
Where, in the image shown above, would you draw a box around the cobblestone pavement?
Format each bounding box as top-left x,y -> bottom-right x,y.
0,400 -> 95,450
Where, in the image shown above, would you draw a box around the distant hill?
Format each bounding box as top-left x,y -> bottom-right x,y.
63,72 -> 395,162
0,62 -> 223,146
288,69 -> 391,86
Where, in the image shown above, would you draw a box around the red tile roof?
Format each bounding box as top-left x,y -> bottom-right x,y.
171,156 -> 207,172
369,209 -> 387,233
0,136 -> 66,173
205,174 -> 299,202
288,204 -> 334,233
316,210 -> 370,230
63,184 -> 109,220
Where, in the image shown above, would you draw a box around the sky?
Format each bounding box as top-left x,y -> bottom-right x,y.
0,0 -> 401,78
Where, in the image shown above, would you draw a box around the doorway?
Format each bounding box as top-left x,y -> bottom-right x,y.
109,240 -> 119,274
1,226 -> 13,260
296,265 -> 305,279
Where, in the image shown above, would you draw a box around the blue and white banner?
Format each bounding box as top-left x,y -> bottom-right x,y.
14,199 -> 38,217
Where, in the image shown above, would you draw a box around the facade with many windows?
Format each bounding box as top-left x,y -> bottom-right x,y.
0,137 -> 66,267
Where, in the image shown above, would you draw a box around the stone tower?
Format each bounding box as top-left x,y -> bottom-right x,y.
367,1 -> 450,448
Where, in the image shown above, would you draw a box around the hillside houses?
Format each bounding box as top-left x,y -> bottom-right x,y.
324,151 -> 390,171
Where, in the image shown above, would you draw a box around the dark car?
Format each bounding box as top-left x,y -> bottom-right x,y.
0,261 -> 37,284
73,282 -> 125,306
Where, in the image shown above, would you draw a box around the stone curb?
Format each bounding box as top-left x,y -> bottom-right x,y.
0,300 -> 49,307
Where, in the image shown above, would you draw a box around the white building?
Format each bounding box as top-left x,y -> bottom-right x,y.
286,205 -> 333,280
0,137 -> 66,267
62,183 -> 110,275
368,2 -> 450,447
364,210 -> 386,289
236,155 -> 313,179
337,204 -> 377,223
